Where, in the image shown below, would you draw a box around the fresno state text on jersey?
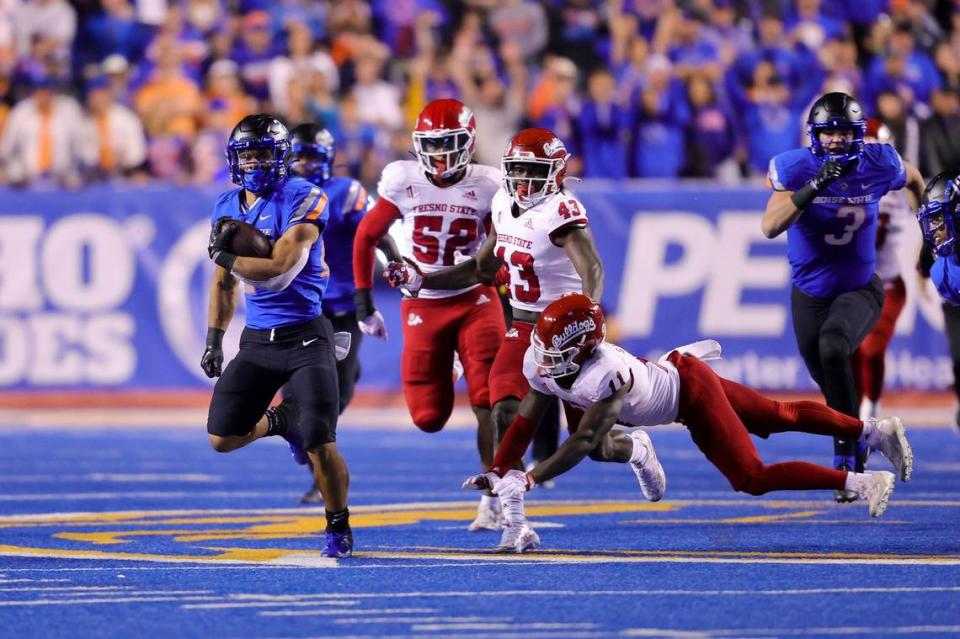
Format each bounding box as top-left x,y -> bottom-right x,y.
491,188 -> 588,313
378,160 -> 500,299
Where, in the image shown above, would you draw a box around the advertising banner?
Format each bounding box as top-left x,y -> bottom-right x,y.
0,183 -> 949,391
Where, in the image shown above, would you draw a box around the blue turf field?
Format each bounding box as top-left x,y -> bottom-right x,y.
0,423 -> 958,638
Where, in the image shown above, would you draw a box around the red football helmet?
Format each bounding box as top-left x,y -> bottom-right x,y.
412,98 -> 477,180
502,128 -> 570,209
865,117 -> 893,145
531,293 -> 606,378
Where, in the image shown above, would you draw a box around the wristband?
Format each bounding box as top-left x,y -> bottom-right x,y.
353,288 -> 375,319
214,251 -> 237,272
790,182 -> 820,210
205,327 -> 224,349
525,472 -> 537,490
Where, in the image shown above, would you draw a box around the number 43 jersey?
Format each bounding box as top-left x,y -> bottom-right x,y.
767,143 -> 906,298
377,160 -> 501,299
491,187 -> 588,313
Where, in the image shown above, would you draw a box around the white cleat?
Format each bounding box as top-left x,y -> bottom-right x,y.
467,498 -> 504,531
870,417 -> 913,482
629,430 -> 666,502
857,470 -> 895,518
494,523 -> 540,553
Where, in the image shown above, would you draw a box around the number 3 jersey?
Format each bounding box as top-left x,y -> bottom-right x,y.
491,188 -> 588,313
523,342 -> 681,427
767,143 -> 906,298
377,160 -> 501,299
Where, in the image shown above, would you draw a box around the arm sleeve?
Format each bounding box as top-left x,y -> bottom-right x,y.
353,197 -> 401,289
285,183 -> 329,232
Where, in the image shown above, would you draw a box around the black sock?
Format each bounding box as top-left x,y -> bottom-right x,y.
325,508 -> 350,534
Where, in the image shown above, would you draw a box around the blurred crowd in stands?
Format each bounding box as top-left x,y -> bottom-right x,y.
1,0 -> 960,190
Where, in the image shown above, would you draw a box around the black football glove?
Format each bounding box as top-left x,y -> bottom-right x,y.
208,217 -> 239,270
200,328 -> 225,378
809,159 -> 846,191
353,288 -> 375,321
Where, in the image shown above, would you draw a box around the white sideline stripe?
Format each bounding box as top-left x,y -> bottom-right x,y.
623,625 -> 960,638
254,607 -> 437,616
0,406 -> 955,428
183,601 -> 369,610
412,623 -> 596,632
0,595 -> 222,606
329,616 -> 514,624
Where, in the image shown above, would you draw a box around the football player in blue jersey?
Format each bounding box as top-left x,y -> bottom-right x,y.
916,171 -> 960,429
201,114 -> 354,557
918,171 -> 960,305
288,123 -> 400,504
762,92 -> 925,502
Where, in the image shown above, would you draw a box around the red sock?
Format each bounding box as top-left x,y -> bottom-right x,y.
490,413 -> 538,477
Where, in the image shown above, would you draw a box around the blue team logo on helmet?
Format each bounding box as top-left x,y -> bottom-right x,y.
289,123 -> 336,184
918,171 -> 960,257
225,114 -> 291,195
806,92 -> 867,164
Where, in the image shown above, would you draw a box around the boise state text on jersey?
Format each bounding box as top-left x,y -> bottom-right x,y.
308,177 -> 367,313
211,176 -> 330,329
768,143 -> 907,298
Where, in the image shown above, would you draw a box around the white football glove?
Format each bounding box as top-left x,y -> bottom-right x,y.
462,471 -> 499,491
384,258 -> 424,295
358,309 -> 388,340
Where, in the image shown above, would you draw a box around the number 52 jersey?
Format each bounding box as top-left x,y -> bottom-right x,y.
377,160 -> 501,299
767,143 -> 906,298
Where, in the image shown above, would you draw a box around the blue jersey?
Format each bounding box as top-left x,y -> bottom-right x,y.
309,176 -> 368,313
211,176 -> 330,329
768,143 -> 907,298
932,257 -> 960,305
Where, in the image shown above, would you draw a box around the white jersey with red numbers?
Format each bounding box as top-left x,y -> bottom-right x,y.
523,342 -> 681,427
874,188 -> 912,282
378,160 -> 501,299
491,188 -> 587,313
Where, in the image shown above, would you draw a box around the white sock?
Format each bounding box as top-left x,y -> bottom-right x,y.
859,417 -> 879,447
844,471 -> 867,496
629,433 -> 649,465
859,398 -> 877,422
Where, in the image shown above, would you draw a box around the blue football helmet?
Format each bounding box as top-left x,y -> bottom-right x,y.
806,92 -> 866,164
918,171 -> 960,257
289,123 -> 336,183
225,114 -> 290,195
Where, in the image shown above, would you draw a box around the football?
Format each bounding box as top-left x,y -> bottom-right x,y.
228,220 -> 273,258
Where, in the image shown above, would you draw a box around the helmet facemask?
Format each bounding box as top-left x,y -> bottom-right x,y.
807,121 -> 865,164
919,179 -> 960,257
503,157 -> 561,209
290,143 -> 333,182
531,331 -> 583,378
227,139 -> 289,195
412,129 -> 474,180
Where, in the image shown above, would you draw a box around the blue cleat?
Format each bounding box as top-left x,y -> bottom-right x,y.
282,426 -> 311,467
322,529 -> 353,558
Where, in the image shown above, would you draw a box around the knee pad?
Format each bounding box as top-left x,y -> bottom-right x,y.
819,330 -> 851,365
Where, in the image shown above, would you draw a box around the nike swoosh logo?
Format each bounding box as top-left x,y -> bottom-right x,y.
302,338 -> 318,346
259,214 -> 272,220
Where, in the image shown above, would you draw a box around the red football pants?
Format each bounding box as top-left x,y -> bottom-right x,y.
401,286 -> 504,432
852,276 -> 906,402
668,352 -> 862,495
